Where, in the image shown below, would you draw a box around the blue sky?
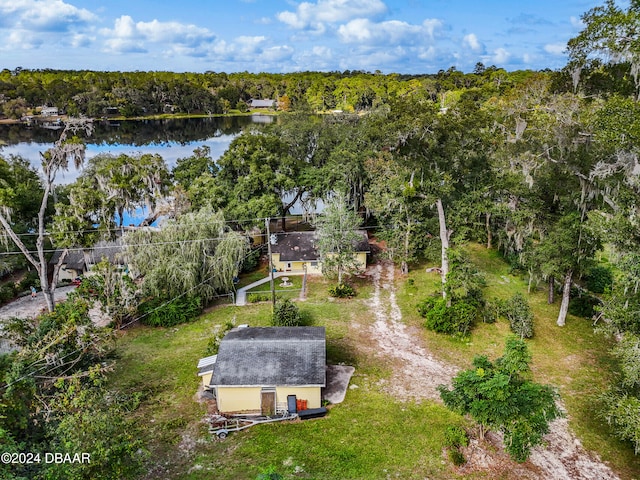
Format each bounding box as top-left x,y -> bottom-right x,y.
0,0 -> 605,74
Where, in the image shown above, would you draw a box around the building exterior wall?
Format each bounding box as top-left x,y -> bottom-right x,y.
216,387 -> 262,413
200,372 -> 213,389
216,386 -> 322,413
58,267 -> 81,281
272,252 -> 367,275
276,386 -> 321,409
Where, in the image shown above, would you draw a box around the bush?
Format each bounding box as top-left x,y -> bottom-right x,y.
272,299 -> 304,326
328,283 -> 356,298
568,290 -> 601,318
586,266 -> 613,294
418,297 -> 477,335
0,284 -> 16,304
241,248 -> 261,273
18,271 -> 39,292
138,295 -> 202,327
448,448 -> 466,466
503,293 -> 534,339
206,321 -> 235,355
443,425 -> 469,448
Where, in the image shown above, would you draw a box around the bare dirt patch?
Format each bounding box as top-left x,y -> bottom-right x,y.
361,260 -> 621,480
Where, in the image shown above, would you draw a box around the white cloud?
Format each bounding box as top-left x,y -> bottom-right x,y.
101,15 -> 216,54
0,0 -> 95,31
277,0 -> 387,31
491,47 -> 511,64
463,33 -> 482,52
337,18 -> 442,45
570,16 -> 583,28
544,43 -> 566,56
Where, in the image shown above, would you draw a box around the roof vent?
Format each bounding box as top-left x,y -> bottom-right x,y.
270,234 -> 278,245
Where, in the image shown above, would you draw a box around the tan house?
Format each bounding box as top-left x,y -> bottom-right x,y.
269,230 -> 369,274
208,326 -> 326,415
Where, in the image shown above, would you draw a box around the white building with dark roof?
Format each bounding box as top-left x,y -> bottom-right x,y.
208,326 -> 326,415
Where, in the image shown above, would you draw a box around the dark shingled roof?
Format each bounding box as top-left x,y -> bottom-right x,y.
210,326 -> 326,387
49,249 -> 85,270
271,231 -> 369,262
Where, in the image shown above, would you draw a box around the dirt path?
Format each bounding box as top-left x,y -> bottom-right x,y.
362,261 -> 621,480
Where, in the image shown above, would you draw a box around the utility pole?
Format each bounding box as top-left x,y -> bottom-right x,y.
265,217 -> 276,311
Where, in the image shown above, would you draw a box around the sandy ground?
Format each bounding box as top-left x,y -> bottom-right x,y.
361,261 -> 621,480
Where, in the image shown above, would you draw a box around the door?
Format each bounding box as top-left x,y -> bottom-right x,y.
261,390 -> 276,416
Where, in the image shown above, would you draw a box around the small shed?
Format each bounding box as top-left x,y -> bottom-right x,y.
209,326 -> 326,415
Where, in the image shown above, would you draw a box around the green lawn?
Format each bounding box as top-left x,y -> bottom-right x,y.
107,246 -> 640,480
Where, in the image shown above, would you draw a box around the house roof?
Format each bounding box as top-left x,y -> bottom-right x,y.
210,326 -> 326,387
197,354 -> 217,376
270,230 -> 369,262
49,249 -> 85,270
86,239 -> 125,265
250,99 -> 275,108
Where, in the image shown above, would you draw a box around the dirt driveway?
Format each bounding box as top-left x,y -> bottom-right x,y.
0,286 -> 76,321
360,261 -> 620,480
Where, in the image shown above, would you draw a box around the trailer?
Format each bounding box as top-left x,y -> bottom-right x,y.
209,413 -> 298,439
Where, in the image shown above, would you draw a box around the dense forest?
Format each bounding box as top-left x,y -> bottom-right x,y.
2,1 -> 640,478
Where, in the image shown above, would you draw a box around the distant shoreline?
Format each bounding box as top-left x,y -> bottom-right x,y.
0,110 -> 280,126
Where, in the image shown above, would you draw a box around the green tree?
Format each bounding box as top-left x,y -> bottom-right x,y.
314,195 -> 364,284
125,206 -> 248,304
0,119 -> 92,312
568,0 -> 640,97
502,293 -> 534,339
438,336 -> 562,462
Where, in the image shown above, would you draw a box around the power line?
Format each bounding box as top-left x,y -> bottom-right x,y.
1,246 -> 257,391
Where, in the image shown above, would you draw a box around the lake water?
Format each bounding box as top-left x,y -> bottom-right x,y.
0,115 -> 273,184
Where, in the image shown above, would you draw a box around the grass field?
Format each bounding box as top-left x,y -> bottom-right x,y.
108,244 -> 640,480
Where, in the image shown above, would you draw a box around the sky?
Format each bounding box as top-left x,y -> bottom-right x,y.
0,0 -> 606,74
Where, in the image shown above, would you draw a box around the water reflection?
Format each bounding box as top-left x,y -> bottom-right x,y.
0,116 -> 272,183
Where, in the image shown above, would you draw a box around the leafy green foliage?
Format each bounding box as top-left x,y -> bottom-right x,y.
205,321 -> 235,355
44,368 -> 146,480
438,336 -> 562,462
586,266 -> 614,294
138,295 -> 202,327
328,283 -> 356,298
75,259 -> 140,328
568,289 -> 600,319
315,196 -> 364,284
272,299 -> 305,327
448,448 -> 466,466
418,297 -> 478,336
443,425 -> 469,448
255,466 -> 284,480
600,391 -> 640,455
126,207 -> 249,304
499,293 -> 534,338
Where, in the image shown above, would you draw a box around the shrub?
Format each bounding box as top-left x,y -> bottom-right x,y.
448,448 -> 466,466
418,297 -> 477,335
206,321 -> 235,355
18,271 -> 39,292
138,295 -> 202,327
443,425 -> 469,448
0,284 -> 16,304
328,283 -> 356,298
503,293 -> 534,339
272,299 -> 303,326
586,266 -> 613,294
241,248 -> 261,273
568,290 -> 601,318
